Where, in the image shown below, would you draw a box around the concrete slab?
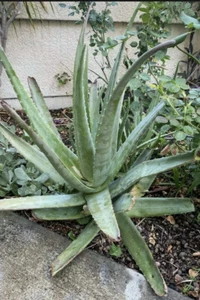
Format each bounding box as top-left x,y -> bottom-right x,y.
0,211 -> 191,300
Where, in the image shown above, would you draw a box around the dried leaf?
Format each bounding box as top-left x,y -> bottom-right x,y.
166,215 -> 176,224
188,290 -> 199,298
127,197 -> 136,211
167,245 -> 173,253
149,232 -> 156,245
192,252 -> 200,257
130,185 -> 143,199
160,144 -> 170,156
189,269 -> 199,278
170,145 -> 179,156
175,274 -> 183,283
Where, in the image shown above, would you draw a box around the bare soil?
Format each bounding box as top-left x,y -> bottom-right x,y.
1,108 -> 200,299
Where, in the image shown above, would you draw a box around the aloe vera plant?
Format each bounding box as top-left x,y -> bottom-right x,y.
0,7 -> 196,296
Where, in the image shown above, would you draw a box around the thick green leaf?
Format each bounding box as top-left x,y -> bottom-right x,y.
103,2 -> 143,106
131,149 -> 153,168
73,45 -> 94,181
51,220 -> 99,276
127,197 -> 195,217
88,81 -> 101,140
85,188 -> 120,240
109,101 -> 165,180
116,213 -> 167,296
0,123 -> 68,186
110,151 -> 195,198
30,192 -> 193,221
0,193 -> 85,210
114,194 -> 195,217
32,206 -> 87,221
181,12 -> 200,29
92,3 -> 144,187
28,77 -> 61,140
113,193 -> 134,213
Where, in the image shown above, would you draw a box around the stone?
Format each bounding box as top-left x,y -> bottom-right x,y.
0,212 -> 191,300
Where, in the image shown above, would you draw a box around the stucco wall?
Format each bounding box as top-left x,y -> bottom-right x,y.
0,2 -> 199,109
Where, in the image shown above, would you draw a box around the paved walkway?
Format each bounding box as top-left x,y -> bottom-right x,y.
0,212 -> 191,300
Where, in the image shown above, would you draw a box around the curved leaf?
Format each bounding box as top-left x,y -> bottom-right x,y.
110,151 -> 195,198
0,193 -> 85,210
28,77 -> 61,140
116,213 -> 167,296
109,101 -> 165,180
73,45 -> 94,181
127,197 -> 195,217
181,12 -> 200,28
114,194 -> 195,217
88,81 -> 101,140
51,220 -> 99,276
32,206 -> 87,221
93,35 -> 186,187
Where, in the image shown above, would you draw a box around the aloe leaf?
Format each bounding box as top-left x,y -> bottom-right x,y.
51,220 -> 99,276
93,4 -> 143,187
73,45 -> 94,181
28,77 -> 61,140
103,2 -> 143,105
131,148 -> 153,168
0,102 -> 95,193
126,197 -> 195,217
114,194 -> 195,217
116,213 -> 168,296
88,81 -> 101,140
34,192 -> 183,221
0,48 -> 79,171
131,175 -> 156,198
85,188 -> 120,240
113,193 -> 134,213
112,34 -> 188,105
0,193 -> 85,210
0,123 -> 68,186
110,101 -> 165,180
32,206 -> 87,221
117,101 -> 130,149
110,150 -> 195,198
93,35 -> 187,186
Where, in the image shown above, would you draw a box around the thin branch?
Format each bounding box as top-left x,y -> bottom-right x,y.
6,2 -> 21,27
88,68 -> 108,84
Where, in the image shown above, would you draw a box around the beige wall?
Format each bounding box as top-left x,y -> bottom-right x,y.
0,2 -> 199,109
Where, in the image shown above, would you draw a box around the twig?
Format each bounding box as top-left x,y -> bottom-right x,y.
136,218 -> 145,227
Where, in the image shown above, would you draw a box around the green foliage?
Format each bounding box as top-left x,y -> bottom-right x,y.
136,1 -> 195,57
69,1 -> 117,58
109,243 -> 122,258
0,3 -> 197,296
0,124 -> 66,197
68,231 -> 76,241
55,72 -> 71,87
